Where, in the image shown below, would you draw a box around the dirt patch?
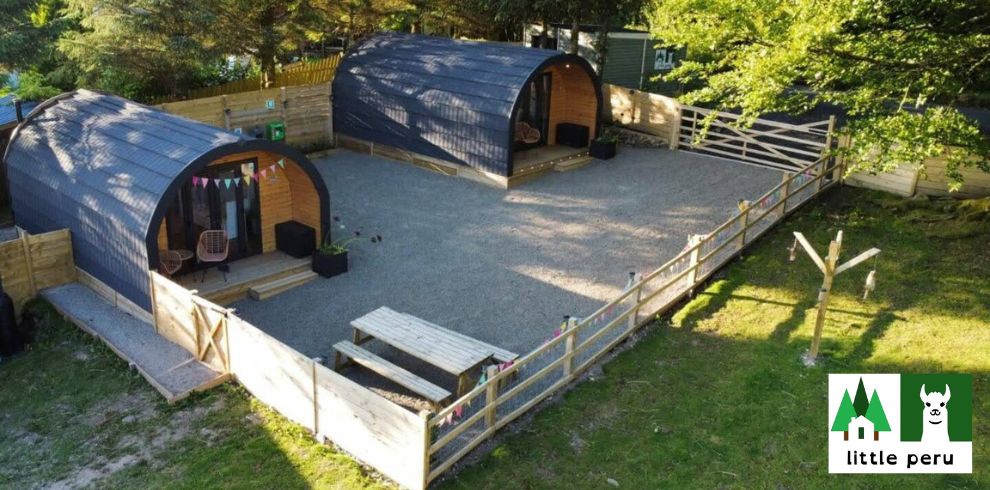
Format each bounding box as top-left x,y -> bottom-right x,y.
43,396 -> 225,489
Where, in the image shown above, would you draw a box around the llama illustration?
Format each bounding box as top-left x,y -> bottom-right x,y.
920,384 -> 951,443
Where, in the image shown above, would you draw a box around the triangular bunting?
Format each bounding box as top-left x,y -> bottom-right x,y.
224,178 -> 232,189
191,176 -> 200,187
260,169 -> 268,179
214,178 -> 221,188
243,175 -> 252,186
277,158 -> 285,169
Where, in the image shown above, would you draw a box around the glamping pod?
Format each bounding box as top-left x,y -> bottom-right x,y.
3,89 -> 331,310
333,32 -> 602,187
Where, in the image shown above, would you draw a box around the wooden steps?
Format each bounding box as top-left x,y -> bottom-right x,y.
248,270 -> 318,300
333,341 -> 451,406
193,252 -> 311,305
554,154 -> 594,172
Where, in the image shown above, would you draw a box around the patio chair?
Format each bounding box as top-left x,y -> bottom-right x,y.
515,121 -> 541,144
158,249 -> 183,277
196,230 -> 230,282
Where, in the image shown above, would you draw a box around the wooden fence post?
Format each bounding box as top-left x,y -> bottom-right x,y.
563,318 -> 577,378
419,411 -> 432,490
19,232 -> 37,297
221,95 -> 230,130
686,235 -> 702,293
780,173 -> 791,217
484,365 -> 498,428
627,273 -> 642,331
668,103 -> 682,150
738,204 -> 751,249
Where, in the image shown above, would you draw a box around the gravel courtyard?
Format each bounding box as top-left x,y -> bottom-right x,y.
231,146 -> 781,362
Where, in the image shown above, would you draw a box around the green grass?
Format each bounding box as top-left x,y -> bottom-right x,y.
0,300 -> 392,489
440,187 -> 989,489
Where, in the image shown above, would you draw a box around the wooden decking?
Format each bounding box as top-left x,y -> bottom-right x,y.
511,145 -> 593,186
174,252 -> 312,305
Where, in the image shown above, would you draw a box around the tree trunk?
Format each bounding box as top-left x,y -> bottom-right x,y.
259,5 -> 278,88
538,17 -> 551,48
595,16 -> 612,73
569,18 -> 580,55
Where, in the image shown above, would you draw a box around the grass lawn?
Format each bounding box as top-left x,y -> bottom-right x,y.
440,187 -> 989,489
0,300 -> 392,489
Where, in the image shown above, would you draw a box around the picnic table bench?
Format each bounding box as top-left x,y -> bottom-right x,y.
335,307 -> 519,400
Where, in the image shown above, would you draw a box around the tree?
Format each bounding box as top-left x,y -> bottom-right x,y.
59,0 -> 228,100
646,0 -> 990,189
865,390 -> 891,433
853,378 -> 870,417
831,389 -> 857,432
1,0 -> 78,94
212,0 -> 321,88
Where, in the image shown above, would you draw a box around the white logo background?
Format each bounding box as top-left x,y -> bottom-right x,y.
828,374 -> 971,474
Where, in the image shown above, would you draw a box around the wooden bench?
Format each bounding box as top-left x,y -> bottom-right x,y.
333,341 -> 451,407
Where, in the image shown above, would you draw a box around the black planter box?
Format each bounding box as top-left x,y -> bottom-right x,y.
590,140 -> 617,160
275,221 -> 316,258
312,251 -> 348,278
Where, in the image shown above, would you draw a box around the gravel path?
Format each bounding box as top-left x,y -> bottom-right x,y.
230,147 -> 781,362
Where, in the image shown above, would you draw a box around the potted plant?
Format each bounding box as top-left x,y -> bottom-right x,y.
312,217 -> 382,278
590,128 -> 618,160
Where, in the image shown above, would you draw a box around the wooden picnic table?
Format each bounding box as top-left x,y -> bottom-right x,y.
350,306 -> 518,396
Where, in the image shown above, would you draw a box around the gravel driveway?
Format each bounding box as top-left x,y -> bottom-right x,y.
230,147 -> 781,362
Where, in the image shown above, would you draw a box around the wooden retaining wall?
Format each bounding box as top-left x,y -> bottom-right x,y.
148,271 -> 429,489
0,229 -> 75,314
155,83 -> 333,152
844,149 -> 990,198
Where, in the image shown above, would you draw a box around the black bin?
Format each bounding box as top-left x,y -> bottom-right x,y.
556,123 -> 590,148
275,221 -> 316,258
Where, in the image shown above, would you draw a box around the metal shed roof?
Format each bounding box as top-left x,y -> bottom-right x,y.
3,89 -> 328,310
333,31 -> 597,176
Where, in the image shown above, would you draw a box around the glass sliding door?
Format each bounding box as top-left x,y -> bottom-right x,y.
164,159 -> 262,265
514,72 -> 552,151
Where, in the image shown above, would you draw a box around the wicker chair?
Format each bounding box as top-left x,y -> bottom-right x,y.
158,250 -> 183,277
196,230 -> 230,282
515,121 -> 541,144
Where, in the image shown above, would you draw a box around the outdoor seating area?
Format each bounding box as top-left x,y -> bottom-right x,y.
174,251 -> 313,305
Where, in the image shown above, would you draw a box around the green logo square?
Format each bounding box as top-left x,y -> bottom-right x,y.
900,374 -> 972,442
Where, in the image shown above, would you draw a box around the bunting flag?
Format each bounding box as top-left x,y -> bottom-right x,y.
192,176 -> 200,187
243,175 -> 252,186
277,158 -> 285,169
261,169 -> 268,179
213,178 -> 221,188
224,178 -> 233,189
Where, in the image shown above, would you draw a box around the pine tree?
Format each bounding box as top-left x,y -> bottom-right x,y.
831,389 -> 857,432
865,390 -> 891,432
853,378 -> 870,417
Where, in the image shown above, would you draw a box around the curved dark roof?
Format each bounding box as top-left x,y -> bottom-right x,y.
3,89 -> 329,310
333,31 -> 598,176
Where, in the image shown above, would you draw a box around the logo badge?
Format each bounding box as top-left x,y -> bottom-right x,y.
828,374 -> 972,473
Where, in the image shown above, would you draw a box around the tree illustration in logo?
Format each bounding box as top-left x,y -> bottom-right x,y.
832,377 -> 890,441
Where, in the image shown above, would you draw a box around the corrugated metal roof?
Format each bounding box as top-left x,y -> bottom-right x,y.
0,95 -> 38,129
3,89 -> 246,309
333,31 -> 580,176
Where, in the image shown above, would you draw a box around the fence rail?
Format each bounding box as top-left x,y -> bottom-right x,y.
679,105 -> 835,173
424,155 -> 843,483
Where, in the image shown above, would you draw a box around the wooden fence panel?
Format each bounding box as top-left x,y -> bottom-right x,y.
315,365 -> 427,490
602,83 -> 680,145
917,156 -> 990,198
226,316 -> 316,432
0,229 -> 75,314
151,272 -> 199,354
155,82 -> 332,151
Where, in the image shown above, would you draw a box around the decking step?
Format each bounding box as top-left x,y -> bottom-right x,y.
333,341 -> 451,405
248,271 -> 318,300
554,155 -> 594,172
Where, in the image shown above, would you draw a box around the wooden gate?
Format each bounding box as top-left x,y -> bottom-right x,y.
679,105 -> 835,172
